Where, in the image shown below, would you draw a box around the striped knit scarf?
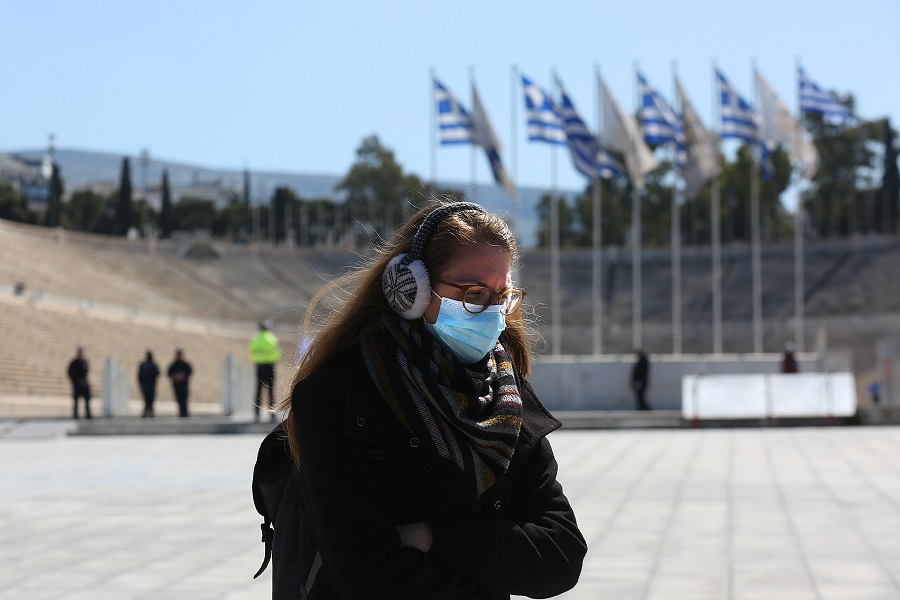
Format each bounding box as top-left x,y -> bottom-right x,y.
361,314 -> 523,496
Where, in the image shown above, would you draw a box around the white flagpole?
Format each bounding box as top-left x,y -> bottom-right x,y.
469,66 -> 477,203
711,60 -> 723,355
672,61 -> 683,355
593,63 -> 604,355
794,57 -> 805,352
510,65 -> 519,236
551,73 -> 561,355
750,62 -> 763,354
429,68 -> 437,193
632,62 -> 642,350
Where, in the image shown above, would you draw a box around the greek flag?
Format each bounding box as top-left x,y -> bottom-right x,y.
434,78 -> 472,145
717,70 -> 757,143
521,74 -> 567,145
638,72 -> 687,169
798,66 -> 851,127
556,79 -> 622,179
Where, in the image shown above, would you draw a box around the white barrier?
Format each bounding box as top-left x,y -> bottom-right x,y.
681,372 -> 857,419
221,353 -> 256,417
102,356 -> 130,417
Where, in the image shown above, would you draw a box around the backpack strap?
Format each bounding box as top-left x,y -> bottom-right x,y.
254,518 -> 275,579
251,423 -> 294,579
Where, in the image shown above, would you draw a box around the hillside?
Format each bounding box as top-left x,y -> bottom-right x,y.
10,148 -> 564,247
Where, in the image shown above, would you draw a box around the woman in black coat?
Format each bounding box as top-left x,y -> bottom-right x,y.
282,201 -> 586,599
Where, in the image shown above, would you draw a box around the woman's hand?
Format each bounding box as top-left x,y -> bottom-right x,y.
396,522 -> 433,553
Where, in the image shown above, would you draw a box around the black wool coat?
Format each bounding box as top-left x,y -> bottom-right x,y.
292,350 -> 587,600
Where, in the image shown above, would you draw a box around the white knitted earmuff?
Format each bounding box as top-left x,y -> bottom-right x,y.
382,202 -> 485,320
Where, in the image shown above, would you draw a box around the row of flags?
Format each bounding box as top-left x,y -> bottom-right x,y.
434,66 -> 852,199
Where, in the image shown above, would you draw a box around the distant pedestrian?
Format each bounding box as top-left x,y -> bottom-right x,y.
67,346 -> 92,419
167,348 -> 193,417
869,381 -> 881,404
781,341 -> 799,374
248,319 -> 281,422
137,350 -> 161,418
631,349 -> 651,411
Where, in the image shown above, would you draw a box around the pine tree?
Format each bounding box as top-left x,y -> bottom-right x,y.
881,118 -> 900,233
45,163 -> 63,228
115,157 -> 134,235
159,168 -> 173,238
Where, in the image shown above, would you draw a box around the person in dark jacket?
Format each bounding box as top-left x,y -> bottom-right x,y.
67,346 -> 91,419
279,201 -> 586,599
167,348 -> 193,417
781,341 -> 799,374
630,349 -> 651,411
137,350 -> 161,418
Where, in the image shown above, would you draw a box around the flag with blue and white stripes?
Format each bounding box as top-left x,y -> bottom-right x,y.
556,79 -> 622,179
521,74 -> 567,145
717,70 -> 757,143
798,66 -> 851,127
638,72 -> 687,169
434,78 -> 472,145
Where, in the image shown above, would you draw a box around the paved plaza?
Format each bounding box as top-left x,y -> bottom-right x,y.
2,421 -> 900,599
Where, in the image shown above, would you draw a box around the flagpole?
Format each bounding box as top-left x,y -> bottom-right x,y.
469,66 -> 477,203
794,57 -> 805,352
551,72 -> 561,356
671,61 -> 683,355
632,62 -> 643,351
750,61 -> 763,354
711,60 -> 723,355
593,63 -> 604,355
511,65 -> 519,236
429,68 -> 437,194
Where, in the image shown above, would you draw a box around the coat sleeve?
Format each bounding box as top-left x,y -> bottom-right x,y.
293,373 -> 480,600
428,436 -> 587,598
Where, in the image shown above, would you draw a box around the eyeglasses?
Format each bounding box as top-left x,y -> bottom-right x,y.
434,279 -> 527,315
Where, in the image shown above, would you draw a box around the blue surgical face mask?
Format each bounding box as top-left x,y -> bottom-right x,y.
424,295 -> 506,364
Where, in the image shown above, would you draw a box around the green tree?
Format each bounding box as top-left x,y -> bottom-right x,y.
133,199 -> 158,235
535,194 -> 578,248
159,169 -> 173,238
572,177 -> 632,248
802,94 -> 881,237
336,135 -> 428,241
172,197 -> 216,231
242,168 -> 252,239
880,118 -> 899,233
214,193 -> 250,240
44,163 -> 63,228
115,157 -> 134,235
61,190 -> 114,233
270,186 -> 299,244
0,182 -> 33,223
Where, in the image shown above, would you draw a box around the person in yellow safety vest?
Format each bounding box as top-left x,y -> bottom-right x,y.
249,319 -> 282,422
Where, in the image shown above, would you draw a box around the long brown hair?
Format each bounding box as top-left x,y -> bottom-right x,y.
279,199 -> 534,462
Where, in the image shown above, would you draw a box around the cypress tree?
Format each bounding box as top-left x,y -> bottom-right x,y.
45,163 -> 63,228
115,157 -> 134,235
882,118 -> 900,233
159,168 -> 173,238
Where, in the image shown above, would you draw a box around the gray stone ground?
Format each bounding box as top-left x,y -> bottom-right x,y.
2,421 -> 900,599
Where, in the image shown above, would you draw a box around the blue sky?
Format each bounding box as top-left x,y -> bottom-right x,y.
3,0 -> 898,194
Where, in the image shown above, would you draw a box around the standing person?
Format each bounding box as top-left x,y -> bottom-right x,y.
631,349 -> 651,411
277,201 -> 586,598
67,346 -> 92,419
137,350 -> 160,418
781,341 -> 799,374
249,319 -> 281,422
167,348 -> 193,418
